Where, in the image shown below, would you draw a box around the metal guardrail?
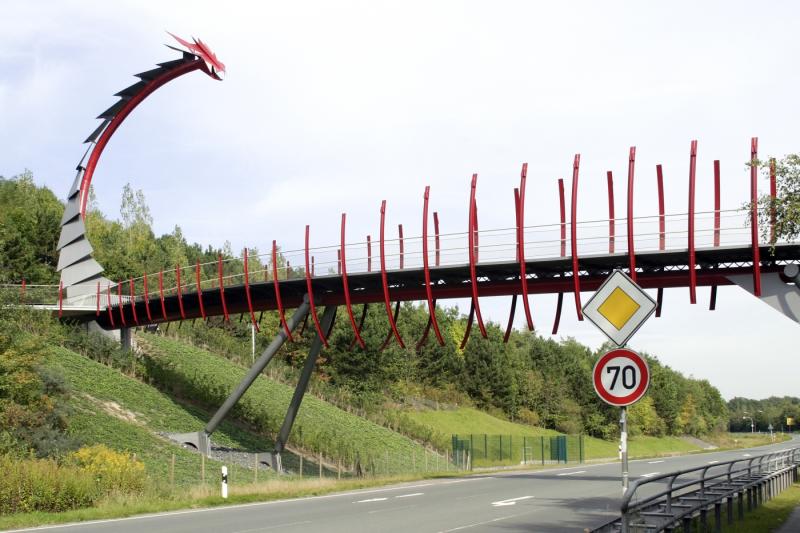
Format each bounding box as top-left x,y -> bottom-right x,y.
591,447 -> 800,532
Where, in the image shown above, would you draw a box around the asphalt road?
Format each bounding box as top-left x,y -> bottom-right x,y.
10,437 -> 797,533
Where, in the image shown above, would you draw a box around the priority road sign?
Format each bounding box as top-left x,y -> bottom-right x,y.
583,270 -> 656,347
592,348 -> 650,407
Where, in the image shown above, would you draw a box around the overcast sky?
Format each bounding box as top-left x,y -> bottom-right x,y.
2,1 -> 799,400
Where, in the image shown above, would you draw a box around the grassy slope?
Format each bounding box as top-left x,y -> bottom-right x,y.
137,333 -> 427,469
50,346 -> 272,485
404,407 -> 703,460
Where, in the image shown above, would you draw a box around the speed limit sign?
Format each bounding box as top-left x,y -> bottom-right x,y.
592,348 -> 650,406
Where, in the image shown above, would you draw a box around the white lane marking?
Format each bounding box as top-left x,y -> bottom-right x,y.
395,492 -> 424,498
647,460 -> 665,464
708,460 -> 719,464
556,470 -> 586,476
491,495 -> 534,507
232,521 -> 312,533
743,453 -> 752,457
6,478 -> 490,532
439,510 -> 537,532
355,497 -> 388,503
640,472 -> 660,478
368,504 -> 416,515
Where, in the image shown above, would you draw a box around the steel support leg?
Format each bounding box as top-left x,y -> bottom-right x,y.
273,305 -> 337,471
714,503 -> 721,533
203,296 -> 311,441
727,496 -> 733,525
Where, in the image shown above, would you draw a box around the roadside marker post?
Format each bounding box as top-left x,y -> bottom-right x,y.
221,466 -> 228,499
583,270 -> 655,495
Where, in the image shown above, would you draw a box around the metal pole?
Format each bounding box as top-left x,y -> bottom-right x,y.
275,305 -> 337,456
204,296 -> 310,436
621,406 -> 629,494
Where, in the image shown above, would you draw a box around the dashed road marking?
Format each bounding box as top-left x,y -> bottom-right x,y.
396,492 -> 424,499
647,460 -> 665,464
556,470 -> 586,476
491,495 -> 535,507
355,497 -> 388,503
640,472 -> 660,478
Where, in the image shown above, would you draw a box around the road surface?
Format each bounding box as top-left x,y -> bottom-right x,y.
9,437 -> 797,533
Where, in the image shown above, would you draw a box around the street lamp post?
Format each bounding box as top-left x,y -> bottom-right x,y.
743,414 -> 754,433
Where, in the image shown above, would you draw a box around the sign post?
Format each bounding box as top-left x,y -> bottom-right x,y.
584,270 -> 656,495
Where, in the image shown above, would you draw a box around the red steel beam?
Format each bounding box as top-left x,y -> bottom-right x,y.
176,265 -> 186,319
750,137 -> 762,296
627,147 -> 637,282
570,154 -> 583,320
379,200 -> 405,348
341,213 -> 366,349
465,173 -> 487,341
688,140 -> 698,304
714,160 -> 721,247
195,262 -> 206,320
552,178 -> 567,335
243,248 -> 259,331
517,163 -> 534,330
710,160 -> 721,311
218,255 -> 230,322
143,272 -> 153,322
770,158 -> 777,243
421,186 -> 444,346
459,301 -> 475,350
656,164 -> 666,317
305,225 -> 329,348
106,283 -> 115,327
129,278 -> 139,325
607,171 -> 615,254
158,271 -> 167,320
117,282 -> 126,326
271,240 -> 293,340
505,188 -> 521,342
379,301 -> 402,351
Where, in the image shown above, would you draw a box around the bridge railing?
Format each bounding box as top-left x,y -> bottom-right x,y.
4,205 -> 777,313
590,446 -> 800,532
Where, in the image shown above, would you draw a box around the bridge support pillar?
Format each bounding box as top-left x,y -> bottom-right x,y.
273,305 -> 337,473
120,328 -> 132,352
168,297 -> 311,459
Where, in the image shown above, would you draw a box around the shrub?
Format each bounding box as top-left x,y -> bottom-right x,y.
0,454 -> 96,514
68,444 -> 146,494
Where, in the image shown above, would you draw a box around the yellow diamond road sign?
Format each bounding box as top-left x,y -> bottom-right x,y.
583,270 -> 656,346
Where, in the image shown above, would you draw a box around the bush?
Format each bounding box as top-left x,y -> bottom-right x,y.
0,454 -> 96,514
68,444 -> 146,494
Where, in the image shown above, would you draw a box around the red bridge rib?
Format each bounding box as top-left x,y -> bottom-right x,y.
243,248 -> 259,332
627,147 -> 637,282
750,137 -> 762,296
218,255 -> 230,322
552,178 -> 567,335
341,213 -> 365,349
305,225 -> 329,348
117,282 -> 126,326
143,272 -> 152,322
710,160 -> 721,310
421,186 -> 444,347
570,154 -> 583,320
688,140 -> 697,304
272,240 -> 293,341
129,278 -> 139,325
517,163 -> 534,330
379,201 -> 405,348
176,265 -> 186,320
106,283 -> 115,327
195,261 -> 206,320
607,171 -> 615,254
505,188 -> 521,342
158,271 -> 167,320
655,164 -> 665,317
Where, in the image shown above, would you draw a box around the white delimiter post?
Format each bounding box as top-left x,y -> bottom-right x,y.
221,466 -> 228,499
620,407 -> 629,494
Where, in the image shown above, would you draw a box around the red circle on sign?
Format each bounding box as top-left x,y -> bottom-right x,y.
592,348 -> 650,406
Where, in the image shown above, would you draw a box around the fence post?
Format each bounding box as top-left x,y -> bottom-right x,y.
445,450 -> 449,471
319,451 -> 323,479
541,437 -> 545,465
470,434 -> 474,461
254,453 -> 258,484
299,454 -> 303,477
499,435 -> 503,461
523,436 -> 527,464
170,453 -> 175,486
201,453 -> 205,484
485,434 -> 488,459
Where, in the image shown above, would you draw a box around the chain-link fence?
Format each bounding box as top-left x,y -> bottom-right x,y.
451,434 -> 585,468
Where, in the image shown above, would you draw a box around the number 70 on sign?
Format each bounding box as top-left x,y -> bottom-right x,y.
592,348 -> 650,407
